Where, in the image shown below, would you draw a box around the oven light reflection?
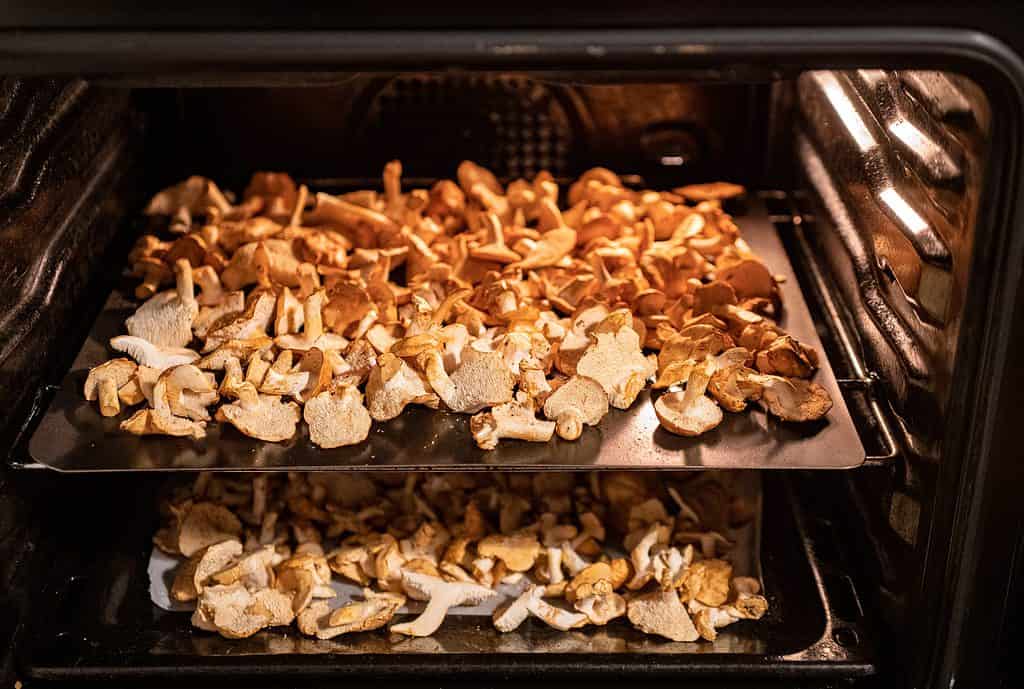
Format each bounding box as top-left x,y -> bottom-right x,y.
878,187 -> 929,235
816,71 -> 877,153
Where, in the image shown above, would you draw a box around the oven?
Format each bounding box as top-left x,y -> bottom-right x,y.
1,6 -> 1023,689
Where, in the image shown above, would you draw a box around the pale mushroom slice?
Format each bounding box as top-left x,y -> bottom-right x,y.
172,538 -> 245,602
125,259 -> 199,348
193,291 -> 246,338
203,290 -> 276,353
674,181 -> 745,203
159,364 -> 218,421
576,325 -> 657,409
84,358 -> 138,416
653,358 -> 723,437
476,534 -> 541,572
626,590 -> 700,642
215,384 -> 301,442
390,571 -> 496,637
365,352 -> 439,421
275,290 -> 348,352
758,375 -> 833,422
192,582 -> 274,639
678,559 -> 734,607
706,348 -> 761,412
574,592 -> 626,626
542,375 -> 609,441
304,385 -> 373,449
419,348 -> 515,415
470,402 -> 556,450
120,368 -> 209,439
110,335 -> 200,372
177,502 -> 244,557
494,584 -> 588,632
508,226 -> 577,271
145,176 -> 232,219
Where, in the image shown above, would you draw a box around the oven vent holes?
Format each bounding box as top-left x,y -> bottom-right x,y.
359,74 -> 576,179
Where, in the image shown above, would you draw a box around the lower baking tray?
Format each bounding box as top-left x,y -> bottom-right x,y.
21,473 -> 875,682
25,197 -> 864,472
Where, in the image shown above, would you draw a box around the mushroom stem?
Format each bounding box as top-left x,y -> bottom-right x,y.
289,184 -> 309,228
175,259 -> 196,306
304,291 -> 326,340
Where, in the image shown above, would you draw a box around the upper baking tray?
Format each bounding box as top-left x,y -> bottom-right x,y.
26,197 -> 865,472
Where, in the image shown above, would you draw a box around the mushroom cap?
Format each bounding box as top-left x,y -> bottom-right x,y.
365,354 -> 437,421
177,502 -> 243,557
760,376 -> 833,422
754,335 -> 818,379
438,349 -> 516,414
576,326 -> 656,410
110,336 -> 200,372
216,393 -> 301,442
477,534 -> 541,572
304,386 -> 373,449
673,181 -> 745,202
543,375 -> 609,427
626,590 -> 699,642
574,592 -> 626,625
654,390 -> 723,437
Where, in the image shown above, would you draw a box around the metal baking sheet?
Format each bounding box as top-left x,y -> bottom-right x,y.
27,198 -> 864,471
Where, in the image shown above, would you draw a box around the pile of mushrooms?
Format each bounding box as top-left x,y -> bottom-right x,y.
155,471 -> 767,642
85,163 -> 831,448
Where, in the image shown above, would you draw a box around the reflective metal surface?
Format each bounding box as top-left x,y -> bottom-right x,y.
27,198 -> 864,472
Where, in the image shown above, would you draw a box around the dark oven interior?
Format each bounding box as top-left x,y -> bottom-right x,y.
0,62 -> 1008,689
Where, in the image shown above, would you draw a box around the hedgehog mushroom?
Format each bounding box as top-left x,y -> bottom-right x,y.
275,290 -> 349,353
304,385 -> 373,448
542,375 -> 609,441
419,347 -> 515,415
125,259 -> 199,348
215,383 -> 301,442
365,353 -> 439,421
203,290 -> 276,353
576,324 -> 657,410
626,590 -> 699,642
111,335 -> 200,372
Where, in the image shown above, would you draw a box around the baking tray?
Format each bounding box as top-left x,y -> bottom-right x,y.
23,473 -> 875,682
26,197 -> 865,472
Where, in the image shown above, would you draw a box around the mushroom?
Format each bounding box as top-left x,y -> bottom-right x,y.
419,348 -> 515,415
626,590 -> 700,642
574,592 -> 626,625
215,385 -> 301,442
390,571 -> 496,637
300,591 -> 406,639
125,259 -> 199,348
653,358 -> 723,437
193,292 -> 246,338
759,376 -> 833,422
470,402 -> 556,450
274,290 -> 348,352
177,502 -> 243,557
477,534 -> 541,572
110,335 -> 201,372
576,325 -> 657,409
674,181 -> 745,203
542,375 -> 609,441
627,523 -> 671,590
754,335 -> 818,378
678,559 -> 733,607
159,364 -> 218,421
565,562 -> 617,603
192,582 -> 273,639
706,349 -> 761,412
365,353 -> 439,421
203,290 -> 276,353
493,584 -> 588,632
84,358 -> 138,416
145,176 -> 232,219
220,239 -> 301,290
508,227 -> 577,271
304,385 -> 373,448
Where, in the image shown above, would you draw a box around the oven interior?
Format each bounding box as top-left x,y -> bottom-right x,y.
0,68 -> 993,686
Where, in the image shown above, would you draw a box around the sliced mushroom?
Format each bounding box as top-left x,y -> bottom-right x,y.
759,376 -> 833,422
654,358 -> 723,437
576,325 -> 657,409
542,375 -> 609,441
110,335 -> 200,372
84,358 -> 138,416
419,348 -> 515,415
215,385 -> 301,442
470,401 -> 556,450
626,590 -> 699,642
390,571 -> 496,637
304,385 -> 373,449
365,353 -> 438,421
125,259 -> 199,348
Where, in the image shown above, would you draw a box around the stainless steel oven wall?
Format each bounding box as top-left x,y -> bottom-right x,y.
795,70 -> 990,459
